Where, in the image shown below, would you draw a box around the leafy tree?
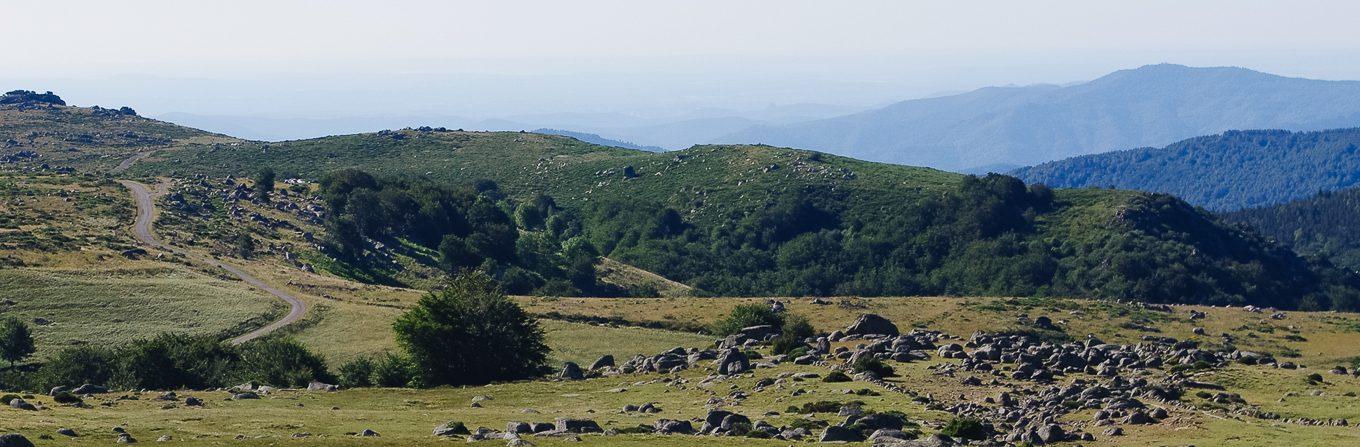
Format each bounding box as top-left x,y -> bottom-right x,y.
26,346 -> 118,389
712,304 -> 785,336
236,232 -> 255,259
0,316 -> 36,368
254,168 -> 276,202
115,333 -> 237,390
393,272 -> 549,386
234,338 -> 333,387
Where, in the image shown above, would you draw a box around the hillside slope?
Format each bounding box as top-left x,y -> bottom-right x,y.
127,126 -> 1360,309
0,90 -> 232,172
720,64 -> 1360,171
1223,186 -> 1360,272
1012,128 -> 1360,211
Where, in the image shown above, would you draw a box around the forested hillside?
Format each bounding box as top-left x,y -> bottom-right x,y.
1012,128 -> 1360,211
126,126 -> 1360,310
1223,186 -> 1360,272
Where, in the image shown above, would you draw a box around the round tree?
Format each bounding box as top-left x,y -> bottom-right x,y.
0,316 -> 36,368
393,272 -> 549,386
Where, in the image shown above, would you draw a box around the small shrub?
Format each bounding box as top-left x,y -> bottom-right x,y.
711,304 -> 784,336
940,418 -> 987,440
823,371 -> 852,383
851,357 -> 895,377
1307,372 -> 1324,383
785,418 -> 828,431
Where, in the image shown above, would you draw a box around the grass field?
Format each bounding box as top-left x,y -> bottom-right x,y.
0,266 -> 279,357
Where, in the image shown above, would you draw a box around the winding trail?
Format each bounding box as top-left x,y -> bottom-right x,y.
119,180 -> 307,345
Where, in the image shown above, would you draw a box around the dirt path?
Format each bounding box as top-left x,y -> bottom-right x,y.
110,150 -> 154,174
119,179 -> 308,345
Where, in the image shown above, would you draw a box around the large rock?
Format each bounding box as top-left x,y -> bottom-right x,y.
716,348 -> 750,375
72,384 -> 108,394
655,419 -> 695,434
560,362 -> 584,380
588,355 -> 615,371
8,399 -> 36,411
554,418 -> 602,433
844,314 -> 899,337
433,421 -> 470,437
0,434 -> 34,447
819,425 -> 865,442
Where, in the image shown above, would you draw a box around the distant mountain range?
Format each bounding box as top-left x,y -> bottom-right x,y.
1223,186 -> 1360,272
719,64 -> 1360,171
1011,128 -> 1360,212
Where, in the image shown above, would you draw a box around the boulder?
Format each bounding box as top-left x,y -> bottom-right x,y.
738,325 -> 775,340
0,434 -> 34,447
554,418 -> 602,433
56,428 -> 78,437
560,362 -> 585,380
72,384 -> 108,394
844,314 -> 899,337
819,425 -> 865,442
8,399 -> 36,411
507,422 -> 532,434
588,355 -> 615,371
433,421 -> 470,437
716,348 -> 750,375
306,381 -> 338,391
655,419 -> 695,434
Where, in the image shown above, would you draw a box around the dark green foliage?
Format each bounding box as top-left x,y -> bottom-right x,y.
319,169 -> 601,295
782,314 -> 815,339
253,168 -> 275,202
337,356 -> 376,388
371,353 -> 416,387
850,357 -> 894,377
1014,128 -> 1360,212
24,346 -> 118,390
236,232 -> 255,259
711,304 -> 784,336
393,272 -> 550,386
117,333 -> 238,390
823,371 -> 852,382
0,316 -> 35,367
16,335 -> 330,391
940,418 -> 988,440
788,400 -> 859,414
234,338 -> 334,388
1223,186 -> 1360,272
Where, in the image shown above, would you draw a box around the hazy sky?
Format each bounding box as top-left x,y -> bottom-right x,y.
5,0 -> 1360,123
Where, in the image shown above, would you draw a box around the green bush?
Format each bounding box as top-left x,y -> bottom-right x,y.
372,353 -> 416,387
339,356 -> 376,388
940,418 -> 987,440
782,314 -> 815,339
851,357 -> 895,377
27,346 -> 118,391
394,272 -> 549,386
711,304 -> 784,336
234,338 -> 333,387
823,371 -> 852,382
0,316 -> 36,368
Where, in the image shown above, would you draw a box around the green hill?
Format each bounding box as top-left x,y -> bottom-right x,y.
0,93 -> 228,172
123,125 -> 1360,310
5,99 -> 1358,309
1223,186 -> 1360,272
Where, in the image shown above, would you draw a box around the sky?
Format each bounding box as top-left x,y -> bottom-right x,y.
5,0 -> 1360,138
